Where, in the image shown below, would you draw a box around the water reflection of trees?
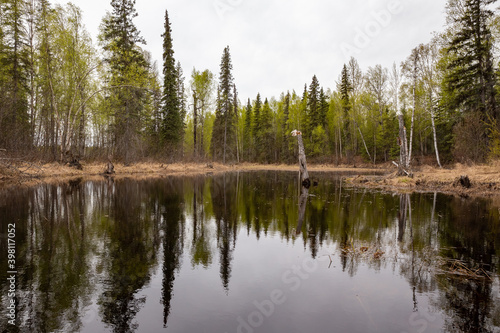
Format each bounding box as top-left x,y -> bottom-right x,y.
159,179 -> 185,328
1,172 -> 499,332
0,181 -> 95,332
211,173 -> 238,292
98,180 -> 160,333
396,193 -> 499,333
433,195 -> 500,333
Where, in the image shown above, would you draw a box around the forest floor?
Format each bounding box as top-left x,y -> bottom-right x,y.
0,160 -> 499,198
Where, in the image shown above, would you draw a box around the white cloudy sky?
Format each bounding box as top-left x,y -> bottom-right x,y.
51,0 -> 447,102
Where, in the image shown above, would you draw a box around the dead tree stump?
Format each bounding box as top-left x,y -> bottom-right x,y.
291,130 -> 310,188
454,175 -> 471,189
65,151 -> 82,170
104,161 -> 115,175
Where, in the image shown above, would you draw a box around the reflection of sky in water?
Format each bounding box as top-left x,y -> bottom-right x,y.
0,171 -> 498,333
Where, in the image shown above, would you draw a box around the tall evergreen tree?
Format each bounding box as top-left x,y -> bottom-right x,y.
243,98 -> 252,161
307,75 -> 320,133
319,87 -> 329,128
251,93 -> 262,161
340,64 -> 353,160
211,46 -> 236,163
340,65 -> 352,108
281,92 -> 292,162
259,98 -> 273,162
101,0 -> 148,163
0,0 -> 30,150
252,93 -> 262,138
161,9 -> 183,153
443,0 -> 497,118
35,0 -> 57,158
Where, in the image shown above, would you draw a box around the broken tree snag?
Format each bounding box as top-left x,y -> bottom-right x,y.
64,150 -> 83,170
291,129 -> 310,188
104,161 -> 115,175
454,175 -> 471,189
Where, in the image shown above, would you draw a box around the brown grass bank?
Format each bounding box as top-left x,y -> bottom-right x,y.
346,162 -> 500,198
1,160 -> 499,198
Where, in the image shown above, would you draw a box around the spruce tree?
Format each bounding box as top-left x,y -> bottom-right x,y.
444,0 -> 497,118
0,0 -> 30,151
161,9 -> 183,153
282,92 -> 292,162
300,85 -> 308,133
307,75 -> 320,133
340,64 -> 353,160
211,46 -> 236,163
319,88 -> 329,128
36,0 -> 57,158
259,98 -> 273,162
252,93 -> 262,159
243,98 -> 252,161
101,0 -> 148,163
340,64 -> 352,108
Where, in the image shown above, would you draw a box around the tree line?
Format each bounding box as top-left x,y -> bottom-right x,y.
1,0 -> 499,166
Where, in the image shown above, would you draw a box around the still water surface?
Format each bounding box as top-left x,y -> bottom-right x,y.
0,171 -> 499,333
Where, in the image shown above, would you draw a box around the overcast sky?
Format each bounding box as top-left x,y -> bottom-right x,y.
51,0 -> 447,102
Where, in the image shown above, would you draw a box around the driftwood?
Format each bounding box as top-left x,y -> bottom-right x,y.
291,130 -> 310,188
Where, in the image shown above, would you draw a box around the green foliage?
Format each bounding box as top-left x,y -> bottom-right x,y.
486,114 -> 500,160
189,68 -> 214,159
310,125 -> 329,157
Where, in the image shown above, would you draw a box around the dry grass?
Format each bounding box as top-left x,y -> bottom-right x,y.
346,161 -> 500,197
436,258 -> 493,280
1,159 -> 500,198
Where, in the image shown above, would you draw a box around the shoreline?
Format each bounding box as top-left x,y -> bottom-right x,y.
1,161 -> 499,198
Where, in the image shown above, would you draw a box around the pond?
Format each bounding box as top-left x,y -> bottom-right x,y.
0,171 -> 499,333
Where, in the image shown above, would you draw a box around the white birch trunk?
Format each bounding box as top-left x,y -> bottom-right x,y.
430,109 -> 442,168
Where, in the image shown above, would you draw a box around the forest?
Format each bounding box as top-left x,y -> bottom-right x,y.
1,0 -> 500,167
